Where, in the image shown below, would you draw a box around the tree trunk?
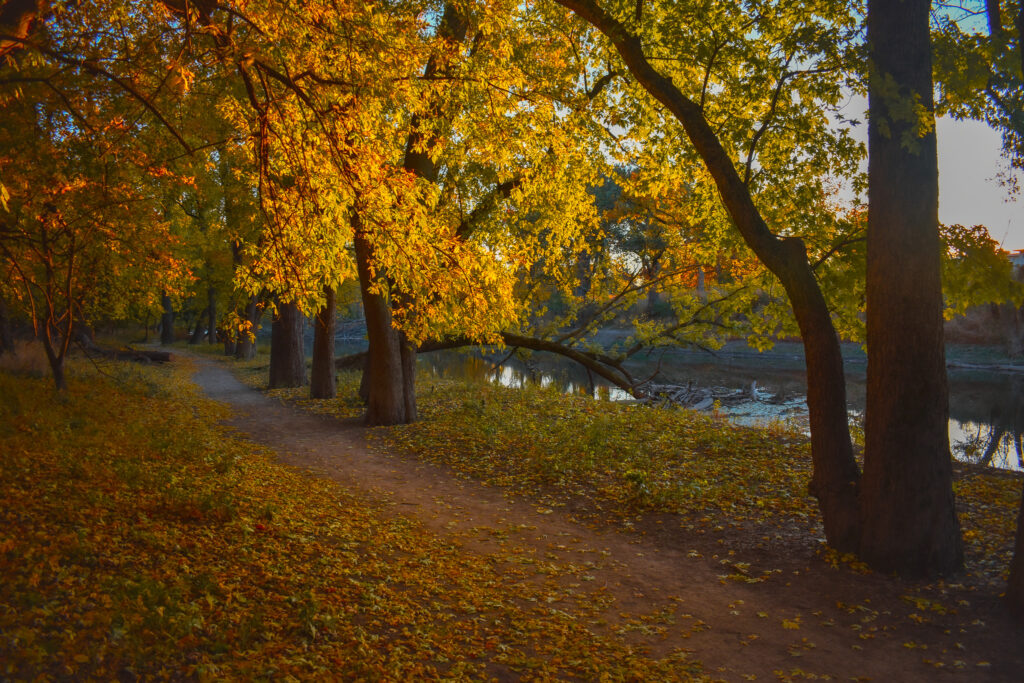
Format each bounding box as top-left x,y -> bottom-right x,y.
235,295 -> 260,360
357,1 -> 467,423
400,331 -> 417,421
223,336 -> 236,356
207,287 -> 217,345
551,0 -> 861,551
188,307 -> 208,344
268,300 -> 306,388
310,286 -> 337,399
354,229 -> 408,425
0,295 -> 13,355
47,353 -> 67,392
1008,481 -> 1024,616
859,0 -> 963,577
39,320 -> 69,392
160,292 -> 175,346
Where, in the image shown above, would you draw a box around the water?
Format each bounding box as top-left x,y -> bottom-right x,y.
415,344 -> 1024,472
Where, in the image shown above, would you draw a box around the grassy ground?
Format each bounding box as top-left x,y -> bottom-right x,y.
235,356 -> 1022,592
0,353 -> 698,680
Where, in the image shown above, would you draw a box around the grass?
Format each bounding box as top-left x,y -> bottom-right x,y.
0,357 -> 701,680
234,356 -> 1024,590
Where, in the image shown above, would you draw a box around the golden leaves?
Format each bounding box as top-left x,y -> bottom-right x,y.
0,359 -> 696,680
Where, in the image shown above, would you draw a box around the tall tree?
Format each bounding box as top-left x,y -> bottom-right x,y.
552,0 -> 862,550
859,0 -> 964,576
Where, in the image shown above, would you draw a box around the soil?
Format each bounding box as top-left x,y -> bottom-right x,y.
189,357 -> 1024,682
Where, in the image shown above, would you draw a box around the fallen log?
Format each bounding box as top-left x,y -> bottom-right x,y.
335,333 -> 638,395
106,348 -> 174,363
75,336 -> 174,364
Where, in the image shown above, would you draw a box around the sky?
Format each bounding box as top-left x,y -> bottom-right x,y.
838,94 -> 1023,251
934,117 -> 1022,250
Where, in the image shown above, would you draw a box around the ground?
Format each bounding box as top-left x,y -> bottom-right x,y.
189,354 -> 1024,682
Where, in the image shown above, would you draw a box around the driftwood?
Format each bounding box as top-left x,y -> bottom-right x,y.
104,348 -> 173,363
635,380 -> 761,410
335,334 -> 775,414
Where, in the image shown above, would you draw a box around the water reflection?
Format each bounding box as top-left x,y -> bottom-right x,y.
421,350 -> 1024,472
948,375 -> 1024,471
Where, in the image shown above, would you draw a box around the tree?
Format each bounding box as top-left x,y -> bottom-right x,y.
268,300 -> 306,388
310,285 -> 337,399
551,0 -> 974,574
858,0 -> 964,576
552,0 -> 863,551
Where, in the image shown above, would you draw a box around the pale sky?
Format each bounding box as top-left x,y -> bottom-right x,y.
839,95 -> 1023,251
935,117 -> 1022,250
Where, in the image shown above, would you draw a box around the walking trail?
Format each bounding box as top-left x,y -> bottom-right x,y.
190,356 -> 1021,682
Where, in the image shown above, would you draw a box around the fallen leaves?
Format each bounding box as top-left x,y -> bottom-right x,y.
0,361 -> 703,680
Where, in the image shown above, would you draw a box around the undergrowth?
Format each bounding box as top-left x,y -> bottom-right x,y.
240,360 -> 1023,589
0,359 -> 701,680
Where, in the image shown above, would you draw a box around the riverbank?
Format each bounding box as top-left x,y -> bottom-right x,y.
4,350 -> 1024,679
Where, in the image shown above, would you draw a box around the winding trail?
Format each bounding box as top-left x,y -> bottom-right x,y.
190,356 -> 1018,681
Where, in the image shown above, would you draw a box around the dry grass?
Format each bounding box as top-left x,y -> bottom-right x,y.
0,340 -> 50,378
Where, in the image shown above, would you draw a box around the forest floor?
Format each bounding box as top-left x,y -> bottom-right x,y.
190,353 -> 1024,682
4,344 -> 1024,680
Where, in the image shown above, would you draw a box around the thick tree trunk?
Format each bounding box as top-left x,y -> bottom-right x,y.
207,287 -> 217,345
0,295 -> 13,355
234,296 -> 260,360
1009,482 -> 1024,616
268,300 -> 306,388
223,337 -> 236,356
552,0 -> 861,551
859,0 -> 963,577
310,286 -> 337,399
188,307 -> 208,344
160,293 -> 175,346
356,1 -> 467,422
354,230 -> 408,425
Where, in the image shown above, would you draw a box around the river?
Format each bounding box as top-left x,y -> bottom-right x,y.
407,340 -> 1024,472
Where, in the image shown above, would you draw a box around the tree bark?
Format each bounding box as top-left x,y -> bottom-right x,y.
234,295 -> 260,360
1009,482 -> 1024,616
354,228 -> 408,425
859,0 -> 963,577
552,0 -> 861,551
39,318 -> 70,392
268,300 -> 306,388
310,286 -> 337,399
207,286 -> 217,345
160,292 -> 175,346
353,2 -> 468,422
45,352 -> 66,392
188,306 -> 208,344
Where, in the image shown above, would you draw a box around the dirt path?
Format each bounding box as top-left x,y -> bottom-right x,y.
190,357 -> 1021,681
